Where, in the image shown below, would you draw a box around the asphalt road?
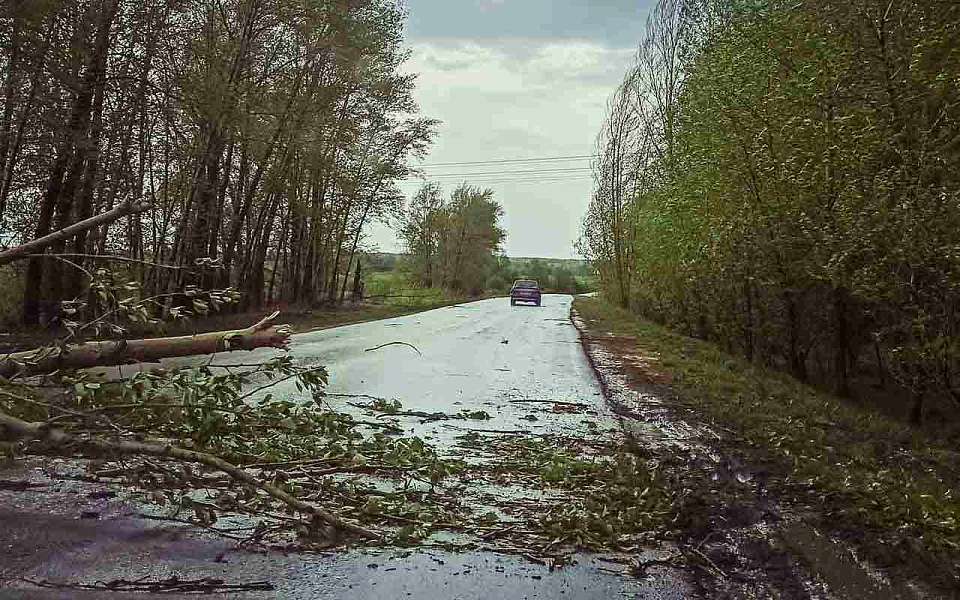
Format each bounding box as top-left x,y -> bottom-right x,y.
269,294 -> 616,443
0,295 -> 691,599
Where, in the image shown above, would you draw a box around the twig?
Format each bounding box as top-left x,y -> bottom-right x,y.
444,425 -> 531,435
291,464 -> 419,477
689,547 -> 727,579
324,392 -> 392,402
364,341 -> 422,356
134,512 -> 251,541
0,410 -> 380,540
0,389 -> 123,432
235,364 -> 328,403
508,399 -> 589,408
25,253 -> 218,270
354,419 -> 404,433
480,524 -> 517,541
0,199 -> 152,266
20,576 -> 274,593
348,402 -> 451,422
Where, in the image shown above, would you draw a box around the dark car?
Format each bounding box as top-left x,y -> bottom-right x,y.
510,279 -> 541,306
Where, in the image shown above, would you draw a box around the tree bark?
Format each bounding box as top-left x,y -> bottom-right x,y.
22,0 -> 119,325
0,311 -> 290,379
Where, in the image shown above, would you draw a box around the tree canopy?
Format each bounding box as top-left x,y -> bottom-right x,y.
580,0 -> 960,423
400,182 -> 505,296
0,0 -> 436,324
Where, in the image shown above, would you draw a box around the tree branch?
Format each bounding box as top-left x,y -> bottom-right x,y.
0,410 -> 380,540
0,312 -> 291,379
0,199 -> 153,266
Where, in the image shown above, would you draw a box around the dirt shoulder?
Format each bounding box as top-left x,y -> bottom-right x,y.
572,296 -> 960,599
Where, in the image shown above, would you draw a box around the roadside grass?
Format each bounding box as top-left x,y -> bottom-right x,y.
366,271 -> 451,308
0,265 -> 24,328
574,296 -> 960,580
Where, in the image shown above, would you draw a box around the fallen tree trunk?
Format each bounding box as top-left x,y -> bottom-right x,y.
0,410 -> 380,540
0,312 -> 290,379
0,199 -> 152,266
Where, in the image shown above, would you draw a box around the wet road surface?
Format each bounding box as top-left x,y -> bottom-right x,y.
0,295 -> 692,599
266,295 -> 616,444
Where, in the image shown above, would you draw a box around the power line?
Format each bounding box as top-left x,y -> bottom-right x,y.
415,154 -> 598,168
402,172 -> 592,185
398,176 -> 593,186
413,167 -> 592,178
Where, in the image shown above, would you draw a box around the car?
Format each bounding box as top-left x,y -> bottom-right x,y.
510,279 -> 541,306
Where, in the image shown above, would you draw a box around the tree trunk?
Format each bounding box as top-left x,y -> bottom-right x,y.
351,260 -> 362,302
743,276 -> 755,362
785,289 -> 807,382
0,5 -> 22,224
22,0 -> 119,325
0,312 -> 291,379
833,286 -> 851,397
909,389 -> 924,426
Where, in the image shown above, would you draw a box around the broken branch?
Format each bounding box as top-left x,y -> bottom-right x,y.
508,399 -> 589,408
0,312 -> 291,379
0,199 -> 152,266
0,410 -> 380,540
364,341 -> 422,356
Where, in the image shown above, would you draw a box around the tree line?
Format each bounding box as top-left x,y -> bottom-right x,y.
0,0 -> 434,325
580,0 -> 960,423
400,182 -> 596,297
400,182 -> 506,296
488,257 -> 593,295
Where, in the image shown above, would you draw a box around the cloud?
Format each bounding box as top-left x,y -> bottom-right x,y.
373,38 -> 634,258
410,39 -> 633,90
477,0 -> 506,12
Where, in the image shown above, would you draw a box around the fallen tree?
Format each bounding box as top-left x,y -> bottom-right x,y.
0,410 -> 380,540
0,312 -> 290,379
0,207 -> 383,544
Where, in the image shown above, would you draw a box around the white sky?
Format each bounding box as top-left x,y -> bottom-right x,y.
368,0 -> 654,259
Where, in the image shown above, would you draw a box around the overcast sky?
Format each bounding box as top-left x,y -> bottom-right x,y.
368,0 -> 654,259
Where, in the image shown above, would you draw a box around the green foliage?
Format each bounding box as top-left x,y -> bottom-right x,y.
400,183 -> 505,295
456,431 -> 671,550
364,270 -> 450,308
576,296 -> 960,566
488,257 -> 597,294
582,0 -> 960,420
0,0 -> 435,319
536,452 -> 665,550
62,356 -> 339,461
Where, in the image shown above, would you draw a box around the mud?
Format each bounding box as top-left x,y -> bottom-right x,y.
572,307 -> 934,600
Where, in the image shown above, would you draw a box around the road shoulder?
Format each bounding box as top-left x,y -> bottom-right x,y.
572,296 -> 959,599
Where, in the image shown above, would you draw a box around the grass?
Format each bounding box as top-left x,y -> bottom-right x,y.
0,265 -> 24,329
365,271 -> 453,309
574,296 -> 960,585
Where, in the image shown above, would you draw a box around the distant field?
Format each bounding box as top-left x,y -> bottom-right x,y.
365,271 -> 457,307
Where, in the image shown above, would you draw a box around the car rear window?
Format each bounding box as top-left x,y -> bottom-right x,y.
514,280 -> 538,289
